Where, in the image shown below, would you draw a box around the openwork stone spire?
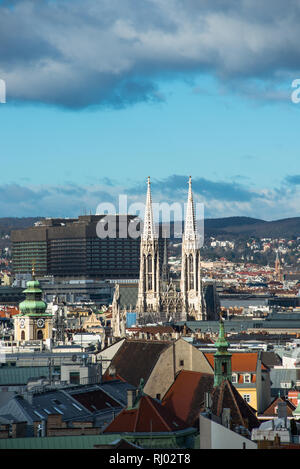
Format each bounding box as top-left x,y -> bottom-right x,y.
142,176 -> 157,241
137,176 -> 160,317
183,176 -> 198,248
180,176 -> 206,321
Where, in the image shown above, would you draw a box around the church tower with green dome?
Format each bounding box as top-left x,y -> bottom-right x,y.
213,313 -> 232,387
14,267 -> 53,343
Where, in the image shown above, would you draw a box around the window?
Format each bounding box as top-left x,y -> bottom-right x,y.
69,372 -> 80,385
244,374 -> 251,383
243,394 -> 250,403
179,360 -> 184,367
232,373 -> 238,383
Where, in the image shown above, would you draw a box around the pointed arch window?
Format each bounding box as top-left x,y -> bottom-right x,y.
189,254 -> 194,290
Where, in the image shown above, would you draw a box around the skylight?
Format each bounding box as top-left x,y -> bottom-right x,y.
34,410 -> 44,419
53,407 -> 63,415
72,403 -> 82,411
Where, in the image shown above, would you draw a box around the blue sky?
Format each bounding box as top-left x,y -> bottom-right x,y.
0,0 -> 300,220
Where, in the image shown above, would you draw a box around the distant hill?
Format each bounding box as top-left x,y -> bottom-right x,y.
204,216 -> 300,239
0,217 -> 42,235
0,216 -> 299,240
204,216 -> 266,234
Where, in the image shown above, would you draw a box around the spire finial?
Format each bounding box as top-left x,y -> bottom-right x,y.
143,175 -> 156,240
184,175 -> 197,242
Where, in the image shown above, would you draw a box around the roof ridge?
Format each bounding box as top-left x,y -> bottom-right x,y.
145,395 -> 172,431
133,400 -> 140,432
226,380 -> 245,425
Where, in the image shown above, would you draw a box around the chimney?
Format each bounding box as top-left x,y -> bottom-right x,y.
277,401 -> 287,420
24,391 -> 34,405
127,389 -> 137,408
204,392 -> 212,412
222,408 -> 231,429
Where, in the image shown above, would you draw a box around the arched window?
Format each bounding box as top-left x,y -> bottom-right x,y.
147,255 -> 152,290
37,330 -> 43,340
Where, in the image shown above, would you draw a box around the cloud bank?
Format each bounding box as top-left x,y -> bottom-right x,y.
1,0 -> 300,108
0,175 -> 299,221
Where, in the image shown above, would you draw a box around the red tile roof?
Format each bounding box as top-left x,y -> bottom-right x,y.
261,397 -> 295,417
162,370 -> 214,426
210,379 -> 259,430
204,352 -> 267,372
103,395 -> 189,433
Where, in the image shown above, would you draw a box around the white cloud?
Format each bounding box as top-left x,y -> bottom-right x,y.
1,0 -> 300,108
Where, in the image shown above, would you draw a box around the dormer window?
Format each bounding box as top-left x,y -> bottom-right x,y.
232,373 -> 238,383
244,374 -> 251,383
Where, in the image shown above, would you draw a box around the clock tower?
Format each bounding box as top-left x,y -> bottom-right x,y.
14,269 -> 53,343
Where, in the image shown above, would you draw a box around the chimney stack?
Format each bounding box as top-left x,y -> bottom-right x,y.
127,389 -> 137,408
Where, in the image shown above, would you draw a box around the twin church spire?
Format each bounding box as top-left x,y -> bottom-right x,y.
137,176 -> 206,321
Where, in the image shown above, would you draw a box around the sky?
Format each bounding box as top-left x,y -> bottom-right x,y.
0,0 -> 300,221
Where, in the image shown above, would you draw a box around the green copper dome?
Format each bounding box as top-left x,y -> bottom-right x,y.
19,278 -> 48,316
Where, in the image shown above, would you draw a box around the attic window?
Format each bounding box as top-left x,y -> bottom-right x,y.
244,374 -> 251,383
52,399 -> 62,406
232,373 -> 238,383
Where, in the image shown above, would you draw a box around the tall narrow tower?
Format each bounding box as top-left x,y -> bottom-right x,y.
275,250 -> 282,282
137,177 -> 161,315
181,176 -> 206,320
213,313 -> 232,387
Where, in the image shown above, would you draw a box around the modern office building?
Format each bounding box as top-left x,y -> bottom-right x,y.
11,215 -> 164,280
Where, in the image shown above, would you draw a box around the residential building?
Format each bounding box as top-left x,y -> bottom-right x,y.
204,351 -> 272,413
103,338 -> 213,399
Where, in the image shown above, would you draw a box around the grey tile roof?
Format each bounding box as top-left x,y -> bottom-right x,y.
104,339 -> 171,387
0,367 -> 49,385
270,368 -> 300,391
